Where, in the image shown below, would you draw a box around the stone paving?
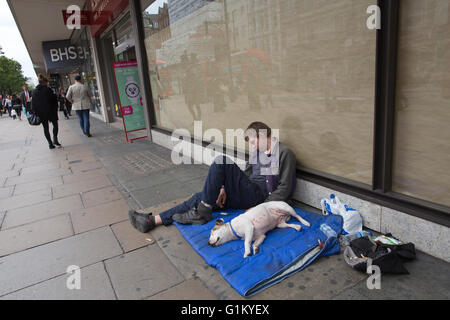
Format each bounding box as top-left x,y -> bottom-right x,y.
0,114 -> 448,300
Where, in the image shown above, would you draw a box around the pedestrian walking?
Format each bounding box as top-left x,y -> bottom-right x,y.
0,95 -> 4,117
31,74 -> 61,149
65,88 -> 72,116
57,88 -> 69,119
12,94 -> 22,120
66,75 -> 93,137
4,95 -> 12,117
21,85 -> 32,113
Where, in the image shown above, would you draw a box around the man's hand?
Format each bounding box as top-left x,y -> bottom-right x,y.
216,186 -> 226,208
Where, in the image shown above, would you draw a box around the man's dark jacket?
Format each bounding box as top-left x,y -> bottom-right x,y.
21,90 -> 33,111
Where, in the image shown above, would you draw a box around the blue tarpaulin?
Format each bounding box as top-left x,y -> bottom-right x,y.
174,207 -> 343,297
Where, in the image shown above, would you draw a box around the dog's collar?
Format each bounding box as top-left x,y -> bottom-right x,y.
227,222 -> 242,240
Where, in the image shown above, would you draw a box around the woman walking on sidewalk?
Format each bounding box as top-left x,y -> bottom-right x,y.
31,74 -> 61,149
66,75 -> 93,137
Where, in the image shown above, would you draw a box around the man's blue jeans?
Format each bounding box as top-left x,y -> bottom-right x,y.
159,156 -> 268,225
75,109 -> 90,134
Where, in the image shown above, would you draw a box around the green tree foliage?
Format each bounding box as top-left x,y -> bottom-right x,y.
0,50 -> 28,95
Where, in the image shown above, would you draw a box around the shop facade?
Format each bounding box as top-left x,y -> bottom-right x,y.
8,0 -> 450,261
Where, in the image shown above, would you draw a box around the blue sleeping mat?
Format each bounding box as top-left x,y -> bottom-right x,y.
174,207 -> 343,297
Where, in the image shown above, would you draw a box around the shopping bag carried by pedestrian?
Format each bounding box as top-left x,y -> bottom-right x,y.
27,111 -> 41,126
320,194 -> 363,234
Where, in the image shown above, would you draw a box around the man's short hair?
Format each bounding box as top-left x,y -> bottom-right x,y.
245,121 -> 272,141
74,75 -> 81,81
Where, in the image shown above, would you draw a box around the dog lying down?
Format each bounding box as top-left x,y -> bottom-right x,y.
208,201 -> 311,258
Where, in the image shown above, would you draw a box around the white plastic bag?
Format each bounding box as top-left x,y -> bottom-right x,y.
320,194 -> 363,234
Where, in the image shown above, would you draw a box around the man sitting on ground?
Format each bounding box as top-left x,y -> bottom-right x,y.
128,121 -> 297,232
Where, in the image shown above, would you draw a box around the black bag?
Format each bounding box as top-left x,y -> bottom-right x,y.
343,234 -> 416,274
27,112 -> 41,126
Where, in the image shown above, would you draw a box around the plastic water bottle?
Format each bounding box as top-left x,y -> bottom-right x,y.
341,231 -> 372,246
320,223 -> 337,239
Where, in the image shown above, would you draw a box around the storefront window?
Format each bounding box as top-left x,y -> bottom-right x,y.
72,27 -> 103,114
142,0 -> 376,185
393,0 -> 450,207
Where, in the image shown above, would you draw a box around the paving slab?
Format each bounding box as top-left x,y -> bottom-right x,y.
81,185 -> 123,208
149,224 -> 243,300
0,169 -> 19,179
0,186 -> 14,199
69,160 -> 104,174
20,163 -> 63,175
5,168 -> 72,186
0,226 -> 122,297
0,212 -> 5,229
104,245 -> 185,300
119,170 -> 175,193
111,220 -> 155,253
0,188 -> 52,212
130,180 -> 197,209
0,214 -> 74,257
13,158 -> 62,172
0,262 -> 116,300
52,175 -> 113,199
62,168 -> 109,184
66,153 -> 97,163
148,279 -> 217,300
2,194 -> 83,230
13,176 -> 64,196
333,251 -> 450,300
21,152 -> 68,164
70,198 -> 130,234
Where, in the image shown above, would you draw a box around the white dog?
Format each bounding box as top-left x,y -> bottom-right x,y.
208,201 -> 311,258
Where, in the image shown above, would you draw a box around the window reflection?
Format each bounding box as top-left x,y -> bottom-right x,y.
142,0 -> 376,185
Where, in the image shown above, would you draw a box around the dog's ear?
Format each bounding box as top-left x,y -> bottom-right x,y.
215,218 -> 225,226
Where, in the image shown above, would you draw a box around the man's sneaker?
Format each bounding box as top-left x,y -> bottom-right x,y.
53,141 -> 61,147
128,210 -> 155,233
172,207 -> 208,225
197,201 -> 213,221
128,210 -> 152,228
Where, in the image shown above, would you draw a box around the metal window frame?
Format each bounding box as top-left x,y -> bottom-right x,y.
134,0 -> 450,228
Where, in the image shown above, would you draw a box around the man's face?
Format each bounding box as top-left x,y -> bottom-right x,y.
23,86 -> 27,91
248,134 -> 268,151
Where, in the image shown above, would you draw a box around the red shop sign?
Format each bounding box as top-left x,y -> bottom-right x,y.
87,0 -> 129,37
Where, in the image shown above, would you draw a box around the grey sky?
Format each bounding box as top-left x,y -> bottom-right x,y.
0,0 -> 37,85
144,0 -> 168,14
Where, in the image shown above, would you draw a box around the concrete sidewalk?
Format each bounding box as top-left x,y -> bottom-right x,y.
0,114 -> 448,300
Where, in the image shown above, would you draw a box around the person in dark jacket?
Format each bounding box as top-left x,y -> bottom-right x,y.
21,85 -> 32,112
11,94 -> 22,120
58,88 -> 69,119
32,74 -> 61,149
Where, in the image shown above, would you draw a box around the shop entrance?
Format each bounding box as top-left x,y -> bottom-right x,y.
102,12 -> 136,119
